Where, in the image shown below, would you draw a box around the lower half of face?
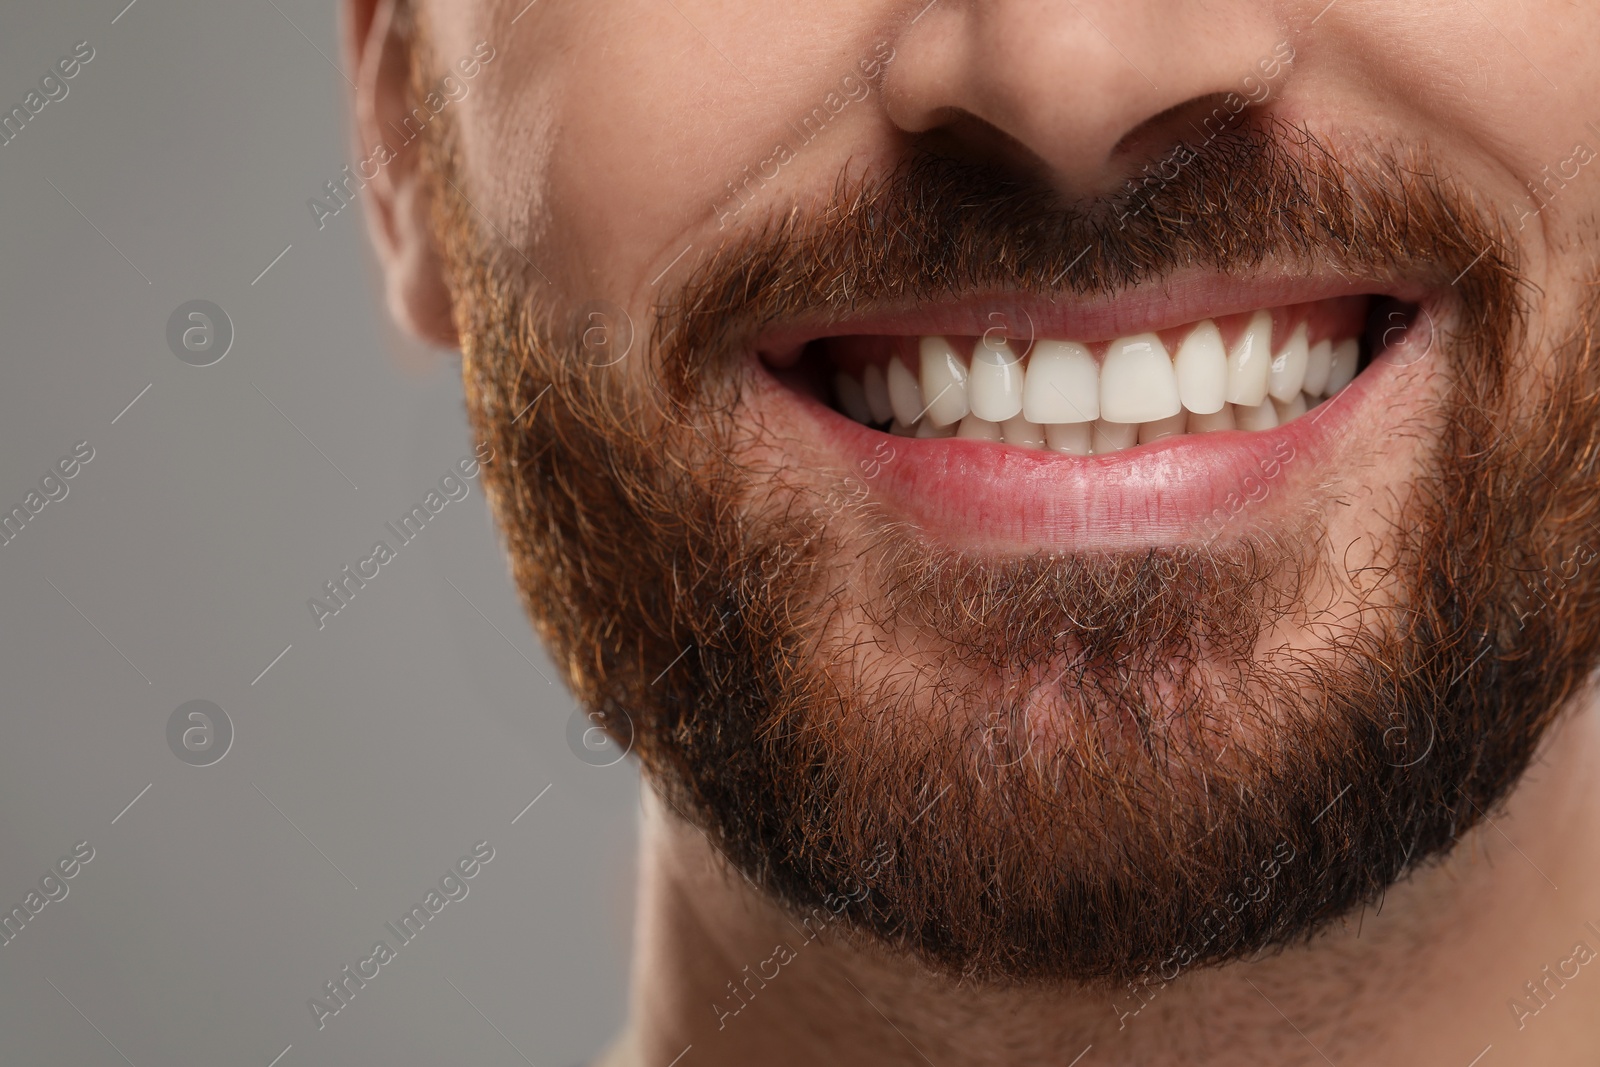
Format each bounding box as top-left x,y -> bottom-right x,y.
432,111 -> 1600,984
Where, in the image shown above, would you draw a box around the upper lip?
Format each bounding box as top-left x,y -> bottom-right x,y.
753,267 -> 1432,362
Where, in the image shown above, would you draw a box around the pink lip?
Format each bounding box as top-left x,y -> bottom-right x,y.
746,347 -> 1398,553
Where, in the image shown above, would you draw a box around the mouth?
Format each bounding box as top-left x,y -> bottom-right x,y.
752,281 -> 1433,551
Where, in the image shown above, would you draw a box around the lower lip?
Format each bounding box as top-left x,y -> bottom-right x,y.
751,355 -> 1393,553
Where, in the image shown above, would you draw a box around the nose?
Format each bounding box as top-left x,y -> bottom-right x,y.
881,0 -> 1294,198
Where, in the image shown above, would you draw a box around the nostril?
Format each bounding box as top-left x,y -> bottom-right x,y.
909,109 -> 1062,192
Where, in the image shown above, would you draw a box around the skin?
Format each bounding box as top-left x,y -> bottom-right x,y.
343,1 -> 1600,1063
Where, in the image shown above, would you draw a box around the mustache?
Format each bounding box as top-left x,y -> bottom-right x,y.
653,119 -> 1525,397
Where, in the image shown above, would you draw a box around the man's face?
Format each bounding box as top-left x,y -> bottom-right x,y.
381,0 -> 1600,983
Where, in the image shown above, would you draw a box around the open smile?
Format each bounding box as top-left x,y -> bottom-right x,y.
753,279 -> 1433,551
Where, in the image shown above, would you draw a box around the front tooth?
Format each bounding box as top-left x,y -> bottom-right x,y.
1021,340 -> 1098,424
1046,422 -> 1092,455
1325,338 -> 1359,394
1225,311 -> 1272,407
968,340 -> 1025,422
887,357 -> 924,425
919,336 -> 970,426
1189,405 -> 1236,432
1235,399 -> 1279,431
916,418 -> 955,438
1268,322 -> 1309,401
956,414 -> 1003,441
1138,412 -> 1187,443
862,363 -> 894,423
1091,419 -> 1138,454
1273,393 -> 1307,422
1000,414 -> 1045,449
1174,321 -> 1228,414
889,419 -> 916,436
1101,333 -> 1181,423
833,372 -> 874,424
1302,339 -> 1334,395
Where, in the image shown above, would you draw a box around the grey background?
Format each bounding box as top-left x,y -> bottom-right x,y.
0,2 -> 638,1065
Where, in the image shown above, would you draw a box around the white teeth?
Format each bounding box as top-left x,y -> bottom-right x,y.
862,363 -> 894,424
1225,311 -> 1273,407
850,319 -> 1359,448
1138,412 -> 1188,443
834,372 -> 874,424
1234,398 -> 1279,432
1268,322 -> 1309,401
1046,422 -> 1092,455
1174,321 -> 1228,415
919,336 -> 970,427
968,339 -> 1025,422
1188,405 -> 1236,433
887,357 -> 924,425
956,414 -> 1003,441
1100,333 -> 1181,423
1326,338 -> 1359,395
1302,338 -> 1333,396
1273,392 -> 1308,422
1000,414 -> 1046,449
1021,340 -> 1098,424
1092,419 -> 1138,454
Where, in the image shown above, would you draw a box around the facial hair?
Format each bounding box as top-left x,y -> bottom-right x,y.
422,110 -> 1600,984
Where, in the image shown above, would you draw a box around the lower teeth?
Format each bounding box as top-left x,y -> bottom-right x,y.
887,391 -> 1329,452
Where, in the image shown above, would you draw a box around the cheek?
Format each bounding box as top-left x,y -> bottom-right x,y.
469,5 -> 716,293
473,0 -> 882,300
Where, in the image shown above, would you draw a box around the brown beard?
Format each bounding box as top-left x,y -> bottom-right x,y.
420,95 -> 1600,986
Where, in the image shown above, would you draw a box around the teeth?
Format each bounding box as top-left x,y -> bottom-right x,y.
1225,311 -> 1273,408
956,414 -> 1003,441
1267,322 -> 1309,401
1174,321 -> 1228,415
1046,422 -> 1092,455
1302,338 -> 1333,396
1101,333 -> 1181,424
1326,338 -> 1359,395
1138,411 -> 1187,444
1021,340 -> 1098,424
1092,419 -> 1139,454
1188,405 -> 1236,433
968,339 -> 1025,422
1000,414 -> 1046,449
830,315 -> 1365,448
887,357 -> 924,425
919,336 -> 971,427
1234,398 -> 1279,432
833,372 -> 874,424
862,363 -> 894,424
1273,393 -> 1308,422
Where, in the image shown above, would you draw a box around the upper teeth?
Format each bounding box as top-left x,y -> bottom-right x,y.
832,317 -> 1362,454
917,336 -> 972,427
